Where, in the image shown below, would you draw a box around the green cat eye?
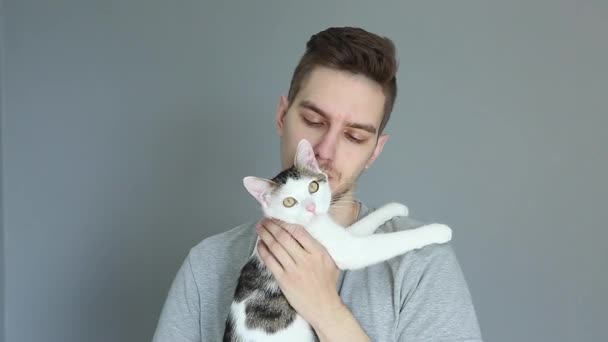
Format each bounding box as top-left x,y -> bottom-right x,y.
283,197 -> 297,208
308,180 -> 319,193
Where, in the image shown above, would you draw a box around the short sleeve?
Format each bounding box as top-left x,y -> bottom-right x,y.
152,252 -> 201,342
395,243 -> 483,342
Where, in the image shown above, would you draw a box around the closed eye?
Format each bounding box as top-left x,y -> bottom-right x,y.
346,133 -> 365,144
304,118 -> 324,127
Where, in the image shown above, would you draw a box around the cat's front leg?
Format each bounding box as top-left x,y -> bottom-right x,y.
325,223 -> 452,270
346,202 -> 409,236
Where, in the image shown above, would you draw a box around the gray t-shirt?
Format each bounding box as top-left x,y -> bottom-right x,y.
152,204 -> 483,342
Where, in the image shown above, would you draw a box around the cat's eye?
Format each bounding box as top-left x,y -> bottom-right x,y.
283,197 -> 297,208
308,181 -> 319,193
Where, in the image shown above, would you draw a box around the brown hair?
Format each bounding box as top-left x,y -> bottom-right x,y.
287,27 -> 398,135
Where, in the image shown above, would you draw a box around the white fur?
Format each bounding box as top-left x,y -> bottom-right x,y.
230,139 -> 453,340
253,177 -> 451,270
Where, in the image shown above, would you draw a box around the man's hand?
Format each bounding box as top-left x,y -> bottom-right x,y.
256,218 -> 371,341
255,218 -> 342,327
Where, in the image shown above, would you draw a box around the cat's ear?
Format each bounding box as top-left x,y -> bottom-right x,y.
243,176 -> 275,208
294,139 -> 321,173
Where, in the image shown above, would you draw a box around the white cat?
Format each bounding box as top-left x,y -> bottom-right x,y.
223,139 -> 452,342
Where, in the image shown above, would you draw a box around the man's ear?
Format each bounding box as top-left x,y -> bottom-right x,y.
365,134 -> 389,168
275,95 -> 289,137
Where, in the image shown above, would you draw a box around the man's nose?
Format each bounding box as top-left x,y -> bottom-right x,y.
315,128 -> 339,162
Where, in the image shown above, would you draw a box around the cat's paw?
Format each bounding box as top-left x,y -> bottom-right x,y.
381,202 -> 409,218
426,224 -> 452,244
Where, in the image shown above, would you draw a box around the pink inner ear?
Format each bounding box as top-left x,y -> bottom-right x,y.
253,189 -> 268,207
305,156 -> 319,171
243,177 -> 273,207
305,154 -> 321,173
296,139 -> 321,172
261,193 -> 271,207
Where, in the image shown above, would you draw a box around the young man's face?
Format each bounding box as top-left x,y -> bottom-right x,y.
276,66 -> 389,197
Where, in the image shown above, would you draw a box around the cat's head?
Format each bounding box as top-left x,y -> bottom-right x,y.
243,139 -> 331,226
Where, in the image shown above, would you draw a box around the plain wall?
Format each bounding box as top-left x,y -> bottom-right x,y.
2,1 -> 607,341
1,0 -> 6,339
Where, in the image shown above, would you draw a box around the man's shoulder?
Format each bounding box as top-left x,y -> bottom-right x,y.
341,210 -> 481,341
187,221 -> 257,273
377,214 -> 428,233
373,213 -> 462,275
377,216 -> 481,341
193,221 -> 256,250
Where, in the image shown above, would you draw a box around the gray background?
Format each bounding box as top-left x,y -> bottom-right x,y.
1,1 -> 607,341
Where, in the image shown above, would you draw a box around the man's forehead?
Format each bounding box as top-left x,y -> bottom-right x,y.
295,68 -> 385,127
298,100 -> 378,134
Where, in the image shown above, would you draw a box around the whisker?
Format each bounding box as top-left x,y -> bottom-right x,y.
328,205 -> 357,211
329,201 -> 356,206
330,201 -> 358,207
331,197 -> 354,204
328,204 -> 355,209
330,199 -> 358,204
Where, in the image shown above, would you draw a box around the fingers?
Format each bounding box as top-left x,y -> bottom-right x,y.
286,222 -> 323,254
256,220 -> 297,269
259,219 -> 309,261
256,240 -> 284,276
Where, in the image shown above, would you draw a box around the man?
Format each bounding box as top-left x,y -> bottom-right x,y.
152,27 -> 483,342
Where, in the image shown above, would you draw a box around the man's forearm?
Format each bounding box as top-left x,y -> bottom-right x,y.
311,302 -> 371,342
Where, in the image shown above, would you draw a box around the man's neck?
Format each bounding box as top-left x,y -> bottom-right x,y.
329,190 -> 361,227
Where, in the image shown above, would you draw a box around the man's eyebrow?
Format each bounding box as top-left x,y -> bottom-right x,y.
299,100 -> 377,135
348,122 -> 377,135
299,100 -> 329,119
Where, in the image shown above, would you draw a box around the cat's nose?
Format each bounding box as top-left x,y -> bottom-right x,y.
305,203 -> 316,213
